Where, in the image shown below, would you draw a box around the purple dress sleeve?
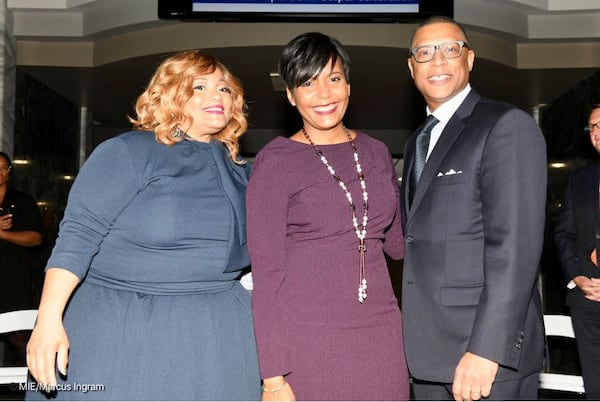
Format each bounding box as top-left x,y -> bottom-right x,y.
382,151 -> 404,260
246,143 -> 292,378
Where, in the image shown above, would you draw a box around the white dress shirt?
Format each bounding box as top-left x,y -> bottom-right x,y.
425,83 -> 472,160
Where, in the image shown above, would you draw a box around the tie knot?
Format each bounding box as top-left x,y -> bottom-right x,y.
421,114 -> 439,135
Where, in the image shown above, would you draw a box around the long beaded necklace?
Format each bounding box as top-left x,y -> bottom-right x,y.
302,127 -> 369,303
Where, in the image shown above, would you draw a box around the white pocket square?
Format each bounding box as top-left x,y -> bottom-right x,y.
437,169 -> 463,177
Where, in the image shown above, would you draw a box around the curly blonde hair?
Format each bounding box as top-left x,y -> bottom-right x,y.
129,50 -> 248,164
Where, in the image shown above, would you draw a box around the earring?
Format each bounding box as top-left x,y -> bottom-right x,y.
172,127 -> 185,139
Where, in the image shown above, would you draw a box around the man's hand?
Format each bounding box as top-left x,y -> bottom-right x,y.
573,275 -> 600,302
452,352 -> 499,401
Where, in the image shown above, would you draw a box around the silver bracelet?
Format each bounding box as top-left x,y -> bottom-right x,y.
262,380 -> 287,393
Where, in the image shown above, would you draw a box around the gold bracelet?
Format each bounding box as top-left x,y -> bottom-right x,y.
262,380 -> 288,393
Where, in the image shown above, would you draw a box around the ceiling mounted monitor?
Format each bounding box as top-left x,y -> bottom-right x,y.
158,0 -> 453,23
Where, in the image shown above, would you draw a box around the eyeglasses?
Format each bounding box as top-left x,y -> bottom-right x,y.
0,166 -> 10,172
409,40 -> 469,63
584,122 -> 600,134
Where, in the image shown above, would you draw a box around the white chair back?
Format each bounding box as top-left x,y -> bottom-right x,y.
538,314 -> 585,395
0,309 -> 37,385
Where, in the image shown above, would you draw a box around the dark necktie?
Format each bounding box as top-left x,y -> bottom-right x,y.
410,114 -> 438,205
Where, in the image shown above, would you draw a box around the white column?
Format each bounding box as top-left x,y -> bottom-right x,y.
78,106 -> 90,168
0,0 -> 15,155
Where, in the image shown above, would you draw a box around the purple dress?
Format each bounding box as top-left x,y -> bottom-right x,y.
247,132 -> 409,400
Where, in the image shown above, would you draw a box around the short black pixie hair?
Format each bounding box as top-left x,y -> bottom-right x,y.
278,32 -> 351,89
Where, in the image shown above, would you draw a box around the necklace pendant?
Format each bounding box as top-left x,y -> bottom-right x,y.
358,279 -> 368,303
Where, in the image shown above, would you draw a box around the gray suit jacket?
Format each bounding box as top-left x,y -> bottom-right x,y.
400,89 -> 546,383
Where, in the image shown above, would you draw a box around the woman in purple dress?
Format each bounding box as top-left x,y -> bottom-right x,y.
247,32 -> 409,401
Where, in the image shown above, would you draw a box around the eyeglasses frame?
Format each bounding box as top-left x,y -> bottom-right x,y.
409,40 -> 470,63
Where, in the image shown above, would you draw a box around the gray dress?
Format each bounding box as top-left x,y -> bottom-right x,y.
26,131 -> 260,400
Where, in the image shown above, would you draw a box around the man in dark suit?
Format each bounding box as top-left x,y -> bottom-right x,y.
400,16 -> 547,401
554,103 -> 600,400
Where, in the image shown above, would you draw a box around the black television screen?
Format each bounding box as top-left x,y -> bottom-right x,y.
158,0 -> 453,22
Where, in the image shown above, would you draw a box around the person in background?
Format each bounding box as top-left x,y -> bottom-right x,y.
554,103 -> 600,400
401,16 -> 547,400
0,151 -> 43,366
25,50 -> 260,400
247,32 -> 408,401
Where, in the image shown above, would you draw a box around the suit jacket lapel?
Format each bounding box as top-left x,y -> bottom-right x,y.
403,135 -> 416,219
407,90 -> 482,222
591,165 -> 600,261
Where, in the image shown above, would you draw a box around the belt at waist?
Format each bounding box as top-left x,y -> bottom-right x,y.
86,271 -> 237,295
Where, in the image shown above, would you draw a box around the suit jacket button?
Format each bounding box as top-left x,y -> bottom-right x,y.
406,236 -> 414,243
